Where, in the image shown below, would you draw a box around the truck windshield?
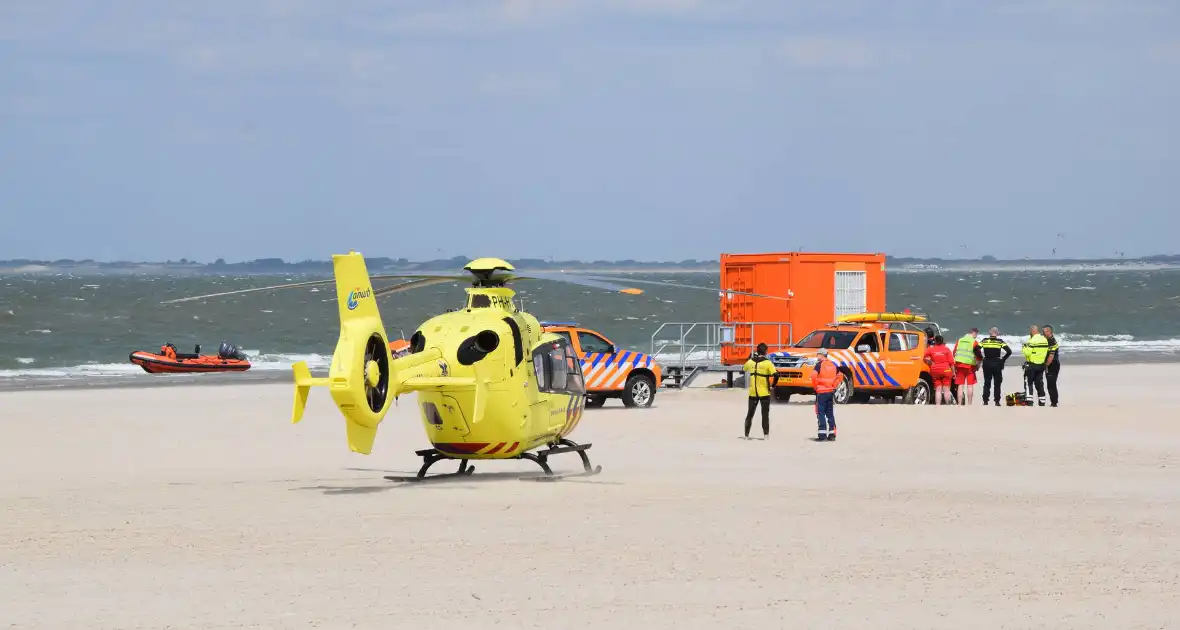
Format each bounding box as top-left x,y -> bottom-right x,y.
795,330 -> 858,350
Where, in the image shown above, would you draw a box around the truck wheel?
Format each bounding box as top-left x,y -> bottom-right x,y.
833,378 -> 853,404
622,374 -> 655,408
585,395 -> 607,408
904,380 -> 931,405
773,388 -> 792,403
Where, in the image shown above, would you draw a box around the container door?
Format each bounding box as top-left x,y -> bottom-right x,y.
721,265 -> 756,363
834,271 -> 867,319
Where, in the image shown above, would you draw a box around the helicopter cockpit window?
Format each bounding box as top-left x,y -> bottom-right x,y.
531,339 -> 586,396
532,353 -> 548,390
551,331 -> 573,346
549,344 -> 568,391
564,352 -> 585,393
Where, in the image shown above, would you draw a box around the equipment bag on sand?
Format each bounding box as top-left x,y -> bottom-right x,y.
1005,391 -> 1033,407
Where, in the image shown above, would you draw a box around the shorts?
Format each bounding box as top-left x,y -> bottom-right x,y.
932,371 -> 952,388
954,364 -> 977,385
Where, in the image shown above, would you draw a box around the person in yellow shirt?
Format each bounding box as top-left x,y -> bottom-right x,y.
1022,325 -> 1050,406
742,342 -> 777,440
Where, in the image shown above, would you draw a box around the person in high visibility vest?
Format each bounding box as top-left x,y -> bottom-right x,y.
952,328 -> 982,405
978,327 -> 1013,406
1043,325 -> 1061,407
1022,325 -> 1050,406
811,348 -> 844,441
741,343 -> 776,440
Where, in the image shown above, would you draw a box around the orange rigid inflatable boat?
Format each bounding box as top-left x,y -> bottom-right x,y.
389,338 -> 411,357
129,342 -> 252,374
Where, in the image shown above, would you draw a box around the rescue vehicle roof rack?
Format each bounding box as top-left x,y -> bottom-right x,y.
540,321 -> 578,327
823,321 -> 941,334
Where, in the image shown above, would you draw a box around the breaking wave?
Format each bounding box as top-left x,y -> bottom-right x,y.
3,334 -> 1179,383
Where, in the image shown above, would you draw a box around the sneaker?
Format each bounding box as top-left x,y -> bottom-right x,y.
827,431 -> 837,442
816,432 -> 828,441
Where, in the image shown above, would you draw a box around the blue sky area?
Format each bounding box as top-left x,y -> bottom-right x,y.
1,0 -> 1177,262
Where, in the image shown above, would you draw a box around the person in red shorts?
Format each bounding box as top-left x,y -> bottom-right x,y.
952,328 -> 983,405
923,335 -> 955,404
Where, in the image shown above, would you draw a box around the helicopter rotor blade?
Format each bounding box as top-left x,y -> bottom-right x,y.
160,278 -> 337,304
160,273 -> 468,304
314,278 -> 465,302
573,275 -> 791,301
507,271 -> 644,295
373,278 -> 462,297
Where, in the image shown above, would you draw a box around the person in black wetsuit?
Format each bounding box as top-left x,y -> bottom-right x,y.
1043,325 -> 1060,407
742,343 -> 777,440
978,327 -> 1012,406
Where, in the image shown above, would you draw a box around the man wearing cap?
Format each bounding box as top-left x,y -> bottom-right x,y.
811,348 -> 844,441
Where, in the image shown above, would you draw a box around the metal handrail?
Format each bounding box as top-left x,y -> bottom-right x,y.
650,321 -> 794,373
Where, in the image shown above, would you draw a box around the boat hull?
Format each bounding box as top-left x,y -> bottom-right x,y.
129,351 -> 252,374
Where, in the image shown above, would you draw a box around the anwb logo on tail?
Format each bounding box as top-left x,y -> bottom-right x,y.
346,287 -> 371,310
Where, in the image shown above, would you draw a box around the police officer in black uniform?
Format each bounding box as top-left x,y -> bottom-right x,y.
978,327 -> 1012,405
1043,325 -> 1060,407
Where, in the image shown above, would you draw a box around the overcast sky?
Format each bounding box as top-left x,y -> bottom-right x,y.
1,0 -> 1176,263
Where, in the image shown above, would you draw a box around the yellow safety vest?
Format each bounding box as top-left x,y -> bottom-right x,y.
954,335 -> 977,366
743,356 -> 775,397
1023,334 -> 1049,365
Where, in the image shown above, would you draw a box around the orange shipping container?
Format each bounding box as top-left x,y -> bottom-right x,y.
719,252 -> 887,365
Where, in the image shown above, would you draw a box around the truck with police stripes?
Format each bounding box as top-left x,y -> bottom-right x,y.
767,319 -> 945,405
541,322 -> 662,408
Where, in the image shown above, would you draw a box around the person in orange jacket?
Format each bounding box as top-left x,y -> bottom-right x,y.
811,348 -> 844,441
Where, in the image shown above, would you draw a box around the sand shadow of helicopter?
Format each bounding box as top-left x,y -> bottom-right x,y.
293,467 -> 628,496
162,252 -> 785,485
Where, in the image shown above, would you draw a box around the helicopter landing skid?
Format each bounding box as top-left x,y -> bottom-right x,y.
517,439 -> 602,482
382,439 -> 601,483
382,450 -> 477,483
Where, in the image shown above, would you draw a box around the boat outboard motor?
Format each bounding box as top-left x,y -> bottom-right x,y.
218,341 -> 247,361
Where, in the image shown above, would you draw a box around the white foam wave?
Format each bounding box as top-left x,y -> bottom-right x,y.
0,352 -> 332,380
4,334 -> 1179,381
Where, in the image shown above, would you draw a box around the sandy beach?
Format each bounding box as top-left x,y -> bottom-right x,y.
2,363 -> 1178,629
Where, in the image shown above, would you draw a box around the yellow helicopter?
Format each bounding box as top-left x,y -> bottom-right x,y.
162,251 -> 785,482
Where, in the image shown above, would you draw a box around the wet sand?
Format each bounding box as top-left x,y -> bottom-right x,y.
2,363 -> 1178,628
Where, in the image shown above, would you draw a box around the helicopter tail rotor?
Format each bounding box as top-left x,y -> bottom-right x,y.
287,251 -> 399,455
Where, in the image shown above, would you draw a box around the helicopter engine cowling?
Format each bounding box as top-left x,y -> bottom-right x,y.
456,330 -> 500,365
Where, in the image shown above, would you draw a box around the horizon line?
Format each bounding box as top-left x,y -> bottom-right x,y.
2,252 -> 1179,269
